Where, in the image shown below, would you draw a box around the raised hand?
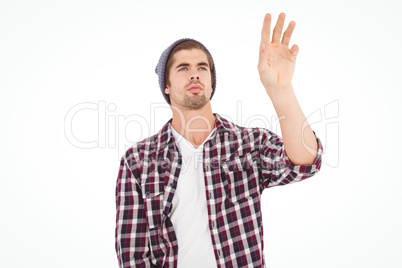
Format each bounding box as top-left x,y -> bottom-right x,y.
258,13 -> 298,96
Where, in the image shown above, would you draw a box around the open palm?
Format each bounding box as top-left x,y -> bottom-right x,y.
258,13 -> 299,94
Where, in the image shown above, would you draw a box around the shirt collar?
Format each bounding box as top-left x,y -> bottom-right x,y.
214,113 -> 237,134
156,113 -> 237,152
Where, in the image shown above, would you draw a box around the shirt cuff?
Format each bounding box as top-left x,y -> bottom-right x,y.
282,130 -> 323,175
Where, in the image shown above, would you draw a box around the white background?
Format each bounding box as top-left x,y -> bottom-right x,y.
1,0 -> 401,267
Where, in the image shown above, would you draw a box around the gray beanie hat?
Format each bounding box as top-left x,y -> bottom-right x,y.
155,38 -> 216,104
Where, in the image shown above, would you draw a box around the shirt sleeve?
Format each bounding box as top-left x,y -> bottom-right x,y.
259,129 -> 323,191
115,156 -> 153,267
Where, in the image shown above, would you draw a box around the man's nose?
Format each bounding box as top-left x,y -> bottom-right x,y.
190,69 -> 200,81
190,75 -> 200,81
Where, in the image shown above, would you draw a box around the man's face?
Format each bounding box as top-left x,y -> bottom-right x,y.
165,49 -> 213,110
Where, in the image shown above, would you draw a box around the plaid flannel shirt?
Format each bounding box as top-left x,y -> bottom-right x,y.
115,113 -> 323,268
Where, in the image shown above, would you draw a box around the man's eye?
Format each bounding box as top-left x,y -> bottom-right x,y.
199,67 -> 207,71
179,67 -> 187,71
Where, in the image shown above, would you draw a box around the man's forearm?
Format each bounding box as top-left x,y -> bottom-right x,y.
268,85 -> 318,165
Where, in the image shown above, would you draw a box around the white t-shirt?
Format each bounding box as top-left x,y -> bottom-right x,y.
170,125 -> 217,268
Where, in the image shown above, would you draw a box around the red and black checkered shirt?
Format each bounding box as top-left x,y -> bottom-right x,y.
115,113 -> 323,267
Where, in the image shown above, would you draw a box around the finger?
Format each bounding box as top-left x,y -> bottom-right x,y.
271,13 -> 286,43
281,21 -> 296,46
260,13 -> 271,49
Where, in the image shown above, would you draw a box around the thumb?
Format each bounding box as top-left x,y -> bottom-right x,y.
258,42 -> 270,73
290,44 -> 299,56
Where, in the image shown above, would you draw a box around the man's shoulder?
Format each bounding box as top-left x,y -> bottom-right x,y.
123,132 -> 160,160
219,115 -> 276,140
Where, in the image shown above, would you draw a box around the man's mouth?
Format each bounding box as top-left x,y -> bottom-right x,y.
187,84 -> 203,93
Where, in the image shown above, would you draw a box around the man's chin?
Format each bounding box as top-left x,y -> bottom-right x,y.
180,96 -> 209,110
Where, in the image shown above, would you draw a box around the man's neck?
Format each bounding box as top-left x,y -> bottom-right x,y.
170,103 -> 215,148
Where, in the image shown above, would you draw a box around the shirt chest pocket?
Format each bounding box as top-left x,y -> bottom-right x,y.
222,153 -> 259,204
142,182 -> 166,229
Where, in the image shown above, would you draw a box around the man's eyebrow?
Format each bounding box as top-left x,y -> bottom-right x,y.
175,62 -> 210,69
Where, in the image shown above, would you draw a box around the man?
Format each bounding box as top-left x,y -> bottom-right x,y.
115,13 -> 323,268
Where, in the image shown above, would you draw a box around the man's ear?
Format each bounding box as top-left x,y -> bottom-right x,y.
165,87 -> 170,94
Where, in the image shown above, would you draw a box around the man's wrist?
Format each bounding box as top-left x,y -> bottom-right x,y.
266,84 -> 295,110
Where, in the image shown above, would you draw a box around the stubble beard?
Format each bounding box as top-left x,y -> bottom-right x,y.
170,86 -> 210,110
181,94 -> 208,110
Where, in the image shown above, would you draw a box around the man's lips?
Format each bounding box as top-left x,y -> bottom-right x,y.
187,85 -> 203,93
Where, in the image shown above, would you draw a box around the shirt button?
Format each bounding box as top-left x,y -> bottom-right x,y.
145,191 -> 150,197
217,250 -> 221,256
212,221 -> 215,228
169,182 -> 174,187
206,166 -> 210,171
209,192 -> 212,199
